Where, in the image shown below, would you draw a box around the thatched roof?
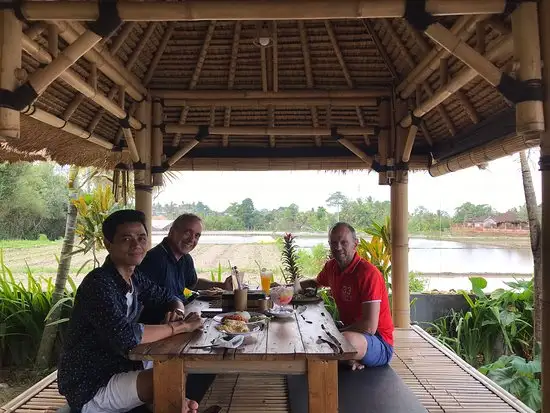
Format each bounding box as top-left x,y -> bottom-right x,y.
2,3 -> 537,172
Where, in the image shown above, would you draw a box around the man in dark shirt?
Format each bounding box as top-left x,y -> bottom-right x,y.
139,213 -> 232,324
58,210 -> 203,413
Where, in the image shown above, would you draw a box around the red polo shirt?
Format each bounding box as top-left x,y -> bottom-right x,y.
317,253 -> 394,346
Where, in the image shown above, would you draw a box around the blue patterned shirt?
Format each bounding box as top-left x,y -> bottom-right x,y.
58,257 -> 180,409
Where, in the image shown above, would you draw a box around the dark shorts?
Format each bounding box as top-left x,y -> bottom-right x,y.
361,334 -> 394,367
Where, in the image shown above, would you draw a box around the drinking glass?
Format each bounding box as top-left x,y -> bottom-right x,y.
270,286 -> 294,312
260,269 -> 272,294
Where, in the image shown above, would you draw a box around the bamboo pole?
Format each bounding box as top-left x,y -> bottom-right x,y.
429,134 -> 538,177
47,24 -> 58,57
135,99 -> 152,248
391,99 -> 409,328
19,1 -> 509,21
166,139 -> 201,167
423,22 -> 502,87
152,99 -> 164,186
402,124 -> 418,163
336,138 -> 373,167
400,35 -> 513,128
165,125 -> 376,136
511,3 -> 545,134
25,22 -> 47,40
53,21 -> 145,100
0,10 -> 21,140
222,21 -> 241,148
152,89 -> 390,99
26,29 -> 102,95
110,22 -> 137,55
23,106 -> 113,149
163,97 -> 378,108
378,98 -> 390,184
21,34 -> 142,130
397,16 -> 478,98
143,22 -> 175,86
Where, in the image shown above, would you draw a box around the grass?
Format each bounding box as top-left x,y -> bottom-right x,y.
0,240 -> 62,249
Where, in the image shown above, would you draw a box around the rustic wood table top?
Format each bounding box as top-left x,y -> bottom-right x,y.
129,299 -> 357,362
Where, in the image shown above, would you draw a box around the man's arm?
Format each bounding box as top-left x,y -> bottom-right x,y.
340,301 -> 380,334
137,271 -> 184,313
193,277 -> 233,291
300,279 -> 319,290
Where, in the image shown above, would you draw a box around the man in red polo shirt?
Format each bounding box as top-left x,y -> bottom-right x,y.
301,222 -> 394,370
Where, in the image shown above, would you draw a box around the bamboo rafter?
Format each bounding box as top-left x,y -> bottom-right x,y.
269,21 -> 278,148
17,1 -> 511,21
298,21 -> 321,147
144,22 -> 175,86
172,20 -> 216,147
110,22 -> 137,55
326,20 -> 370,145
165,125 -> 377,136
153,89 -> 389,99
222,21 -> 242,148
25,22 -> 47,40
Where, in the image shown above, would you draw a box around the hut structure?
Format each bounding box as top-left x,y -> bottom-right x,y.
0,1 -> 549,412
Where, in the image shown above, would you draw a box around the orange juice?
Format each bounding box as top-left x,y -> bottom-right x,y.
260,270 -> 272,293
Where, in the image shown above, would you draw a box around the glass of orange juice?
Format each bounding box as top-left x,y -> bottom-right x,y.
260,268 -> 272,294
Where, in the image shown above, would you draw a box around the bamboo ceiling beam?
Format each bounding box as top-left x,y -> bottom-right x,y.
476,21 -> 486,54
269,21 -> 278,148
326,20 -> 370,146
172,20 -> 216,147
486,17 -> 511,36
166,125 -> 376,136
381,19 -> 456,136
397,16 -> 480,98
337,137 -> 374,168
62,94 -> 85,121
21,34 -> 142,129
110,22 -> 137,55
152,98 -> 164,186
153,89 -> 390,99
0,11 -> 21,140
18,1 -> 510,21
399,34 -> 513,128
47,24 -> 58,57
143,22 -> 175,86
362,19 -> 398,80
415,85 -> 433,146
260,39 -> 276,148
53,21 -> 146,100
298,21 -> 321,147
222,21 -> 241,148
24,22 -> 47,40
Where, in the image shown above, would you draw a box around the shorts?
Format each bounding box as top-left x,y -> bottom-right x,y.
81,361 -> 152,413
361,334 -> 394,367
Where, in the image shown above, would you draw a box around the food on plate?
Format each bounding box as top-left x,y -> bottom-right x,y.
221,311 -> 250,323
199,287 -> 225,297
216,319 -> 250,334
248,314 -> 268,323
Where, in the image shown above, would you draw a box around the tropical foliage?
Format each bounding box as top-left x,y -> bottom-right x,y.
0,252 -> 76,367
280,233 -> 301,284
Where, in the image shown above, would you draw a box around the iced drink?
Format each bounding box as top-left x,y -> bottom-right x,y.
260,269 -> 272,293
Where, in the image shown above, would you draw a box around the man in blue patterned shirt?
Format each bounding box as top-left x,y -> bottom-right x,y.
58,210 -> 203,413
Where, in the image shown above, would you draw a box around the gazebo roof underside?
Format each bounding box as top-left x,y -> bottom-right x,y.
9,12 -> 532,171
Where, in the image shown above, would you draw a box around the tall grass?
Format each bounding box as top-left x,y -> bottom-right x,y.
0,250 -> 76,367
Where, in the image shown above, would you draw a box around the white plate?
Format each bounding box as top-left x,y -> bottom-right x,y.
213,312 -> 267,324
216,324 -> 262,337
266,308 -> 296,318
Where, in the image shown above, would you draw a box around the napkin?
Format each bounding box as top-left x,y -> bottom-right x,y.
212,335 -> 245,348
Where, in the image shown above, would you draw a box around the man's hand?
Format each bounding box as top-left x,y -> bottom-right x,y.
223,275 -> 234,291
172,312 -> 203,334
164,307 -> 185,323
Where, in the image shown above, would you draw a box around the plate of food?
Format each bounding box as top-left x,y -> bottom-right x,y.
213,311 -> 269,324
291,287 -> 322,304
215,319 -> 262,336
196,287 -> 226,301
266,307 -> 296,319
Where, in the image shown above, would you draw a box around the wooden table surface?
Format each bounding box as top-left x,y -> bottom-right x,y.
129,298 -> 357,413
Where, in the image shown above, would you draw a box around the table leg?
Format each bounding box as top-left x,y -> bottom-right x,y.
153,359 -> 186,413
307,360 -> 338,413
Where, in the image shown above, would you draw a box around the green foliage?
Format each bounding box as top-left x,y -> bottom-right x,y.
280,233 -> 301,284
319,289 -> 339,322
409,207 -> 452,233
409,271 -> 427,293
210,262 -> 223,283
453,202 -> 496,224
428,277 -> 535,367
37,234 -> 49,242
479,354 -> 541,412
0,162 -> 68,240
0,250 -> 75,367
357,236 -> 392,292
297,244 -> 329,277
72,185 -> 119,265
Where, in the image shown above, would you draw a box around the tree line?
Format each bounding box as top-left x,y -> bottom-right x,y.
153,192 -> 533,234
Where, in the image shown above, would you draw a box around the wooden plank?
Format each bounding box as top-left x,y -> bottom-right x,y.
231,322 -> 269,361
307,360 -> 338,413
295,303 -> 356,359
130,331 -> 196,361
153,359 -> 186,413
181,318 -> 225,360
265,315 -> 305,360
183,360 -> 306,375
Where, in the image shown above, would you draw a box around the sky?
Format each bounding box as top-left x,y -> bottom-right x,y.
154,149 -> 542,215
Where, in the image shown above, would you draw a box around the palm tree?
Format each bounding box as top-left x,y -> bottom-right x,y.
35,166 -> 79,368
519,150 -> 541,345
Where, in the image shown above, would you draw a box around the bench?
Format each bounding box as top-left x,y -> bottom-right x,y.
287,365 -> 427,413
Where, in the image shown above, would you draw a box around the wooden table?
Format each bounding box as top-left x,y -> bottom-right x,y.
129,300 -> 356,413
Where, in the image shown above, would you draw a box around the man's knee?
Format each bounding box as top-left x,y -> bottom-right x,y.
136,369 -> 154,404
342,331 -> 368,359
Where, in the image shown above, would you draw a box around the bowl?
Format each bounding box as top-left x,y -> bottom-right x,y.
270,286 -> 294,307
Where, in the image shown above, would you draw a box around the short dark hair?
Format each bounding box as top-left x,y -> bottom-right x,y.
102,209 -> 148,243
329,222 -> 357,240
171,213 -> 202,231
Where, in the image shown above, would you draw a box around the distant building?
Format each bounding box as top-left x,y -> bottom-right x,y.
459,211 -> 528,232
492,211 -> 528,230
463,216 -> 496,229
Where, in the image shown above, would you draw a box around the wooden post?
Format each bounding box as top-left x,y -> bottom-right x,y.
538,0 -> 550,410
135,98 -> 152,249
307,360 -> 338,413
378,98 -> 390,185
152,99 -> 164,187
0,10 -> 21,140
511,3 -> 545,134
153,359 -> 186,413
391,100 -> 410,328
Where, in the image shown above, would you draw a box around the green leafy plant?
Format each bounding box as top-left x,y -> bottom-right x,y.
297,243 -> 329,277
319,288 -> 339,322
479,354 -> 541,412
210,262 -> 223,283
280,233 -> 301,284
409,271 -> 427,293
357,234 -> 391,292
